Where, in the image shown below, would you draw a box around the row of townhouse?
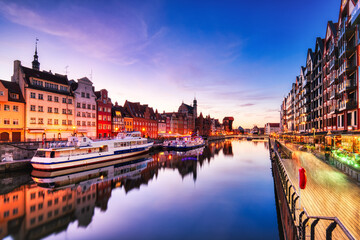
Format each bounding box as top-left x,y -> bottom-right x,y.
281,0 -> 360,134
0,47 -> 203,141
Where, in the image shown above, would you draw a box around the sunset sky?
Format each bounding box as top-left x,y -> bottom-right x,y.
0,0 -> 340,128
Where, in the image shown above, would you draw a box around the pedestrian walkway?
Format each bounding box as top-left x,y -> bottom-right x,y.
281,146 -> 360,239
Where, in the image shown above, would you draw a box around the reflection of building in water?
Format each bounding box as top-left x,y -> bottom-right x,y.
223,140 -> 233,156
0,185 -> 25,240
0,140 -> 234,239
75,185 -> 96,227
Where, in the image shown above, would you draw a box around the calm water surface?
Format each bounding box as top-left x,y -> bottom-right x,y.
0,140 -> 280,240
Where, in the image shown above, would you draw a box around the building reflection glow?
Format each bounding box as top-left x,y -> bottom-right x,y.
0,140 -> 237,240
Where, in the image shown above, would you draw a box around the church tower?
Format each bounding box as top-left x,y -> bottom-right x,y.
193,97 -> 197,118
32,38 -> 40,71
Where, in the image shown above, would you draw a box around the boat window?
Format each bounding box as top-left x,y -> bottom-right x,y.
100,145 -> 108,152
126,142 -> 130,147
50,151 -> 55,158
34,151 -> 46,157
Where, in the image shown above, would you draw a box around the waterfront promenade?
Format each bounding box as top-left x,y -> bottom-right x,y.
280,143 -> 360,239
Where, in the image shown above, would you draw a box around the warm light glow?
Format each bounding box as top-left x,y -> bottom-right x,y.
72,126 -> 76,129
142,128 -> 145,131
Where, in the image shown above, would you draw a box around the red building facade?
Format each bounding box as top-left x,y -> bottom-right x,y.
95,89 -> 112,138
124,101 -> 158,138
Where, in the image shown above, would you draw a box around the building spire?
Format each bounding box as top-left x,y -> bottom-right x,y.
32,38 -> 40,71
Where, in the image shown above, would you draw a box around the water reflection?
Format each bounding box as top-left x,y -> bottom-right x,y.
0,139 -> 277,240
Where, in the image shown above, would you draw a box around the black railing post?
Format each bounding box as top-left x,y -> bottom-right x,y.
288,185 -> 292,202
291,192 -> 296,214
310,218 -> 320,240
326,221 -> 337,240
293,196 -> 299,221
302,218 -> 310,240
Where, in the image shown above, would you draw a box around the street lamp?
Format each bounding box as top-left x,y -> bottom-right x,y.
312,128 -> 315,146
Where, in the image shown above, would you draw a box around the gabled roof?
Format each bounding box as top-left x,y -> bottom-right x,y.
112,105 -> 132,118
0,80 -> 25,103
125,100 -> 157,119
315,37 -> 324,54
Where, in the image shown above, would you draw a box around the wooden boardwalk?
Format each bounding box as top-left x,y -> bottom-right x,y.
280,147 -> 360,239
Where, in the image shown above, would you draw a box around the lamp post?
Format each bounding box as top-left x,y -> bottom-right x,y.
312,128 -> 315,146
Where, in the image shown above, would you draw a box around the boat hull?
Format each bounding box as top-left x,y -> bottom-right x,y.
31,147 -> 151,171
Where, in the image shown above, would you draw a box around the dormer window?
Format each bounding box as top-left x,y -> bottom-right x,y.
0,91 -> 4,96
10,93 -> 19,99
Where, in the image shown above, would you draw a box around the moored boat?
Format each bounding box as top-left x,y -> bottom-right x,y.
31,132 -> 153,170
163,136 -> 205,150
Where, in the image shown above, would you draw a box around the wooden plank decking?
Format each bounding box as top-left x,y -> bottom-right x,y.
280,149 -> 360,239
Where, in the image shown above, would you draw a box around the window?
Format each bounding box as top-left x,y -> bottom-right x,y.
0,91 -> 4,96
30,218 -> 35,225
77,121 -> 81,126
13,195 -> 18,201
13,119 -> 19,125
98,115 -> 102,120
82,103 -> 86,109
38,118 -> 43,124
108,116 -> 111,121
10,93 -> 19,99
33,79 -> 43,86
77,112 -> 81,117
62,120 -> 67,125
4,211 -> 9,218
68,109 -> 72,115
87,113 -> 91,118
48,95 -> 52,101
13,105 -> 18,112
4,119 -> 10,125
54,119 -> 58,125
77,103 -> 81,108
4,105 -> 9,111
87,104 -> 91,109
54,96 -> 59,102
48,200 -> 52,207
48,107 -> 52,113
92,113 -> 95,118
87,121 -> 91,126
30,105 -> 36,111
68,120 -> 72,126
92,122 -> 95,126
38,106 -> 43,112
98,107 -> 101,111
62,109 -> 67,114
99,124 -> 102,129
48,211 -> 52,218
68,99 -> 72,104
38,203 -> 43,210
103,116 -> 106,121
54,108 -> 59,114
30,92 -> 36,98
82,121 -> 86,126
38,94 -> 43,100
30,205 -> 36,212
82,112 -> 86,117
30,118 -> 36,124
48,119 -> 52,125
81,92 -> 85,98
31,193 -> 36,199
38,215 -> 43,222
92,105 -> 95,110
62,98 -> 67,103
103,99 -> 106,104
86,93 -> 90,98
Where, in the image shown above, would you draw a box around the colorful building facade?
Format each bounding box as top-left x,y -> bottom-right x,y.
95,89 -> 112,138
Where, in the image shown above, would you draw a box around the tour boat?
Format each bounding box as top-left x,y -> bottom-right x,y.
163,136 -> 205,150
31,132 -> 153,170
31,155 -> 152,190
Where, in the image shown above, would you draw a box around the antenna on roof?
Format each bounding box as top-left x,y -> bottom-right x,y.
65,66 -> 69,75
90,69 -> 93,82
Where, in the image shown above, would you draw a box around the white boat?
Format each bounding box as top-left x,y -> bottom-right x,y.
31,132 -> 153,170
163,136 -> 205,150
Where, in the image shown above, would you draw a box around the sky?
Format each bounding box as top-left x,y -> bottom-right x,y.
0,0 -> 341,128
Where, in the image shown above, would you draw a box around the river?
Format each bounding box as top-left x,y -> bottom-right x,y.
0,139 -> 280,240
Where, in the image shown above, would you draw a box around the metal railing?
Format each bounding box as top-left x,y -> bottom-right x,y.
271,140 -> 355,240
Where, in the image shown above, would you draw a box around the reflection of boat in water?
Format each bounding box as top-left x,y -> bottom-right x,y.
31,132 -> 153,170
163,136 -> 205,150
31,154 -> 152,190
165,147 -> 204,161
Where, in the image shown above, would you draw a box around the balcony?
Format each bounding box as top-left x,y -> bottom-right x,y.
338,99 -> 357,112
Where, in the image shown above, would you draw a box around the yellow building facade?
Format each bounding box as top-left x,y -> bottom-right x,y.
0,80 -> 25,142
